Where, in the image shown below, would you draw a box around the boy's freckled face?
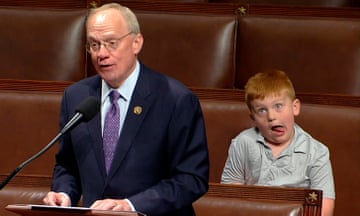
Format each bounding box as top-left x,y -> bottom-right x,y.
250,90 -> 300,146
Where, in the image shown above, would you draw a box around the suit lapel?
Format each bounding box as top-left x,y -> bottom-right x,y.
85,77 -> 107,177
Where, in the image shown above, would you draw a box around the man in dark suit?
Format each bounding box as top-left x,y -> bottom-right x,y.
43,3 -> 209,216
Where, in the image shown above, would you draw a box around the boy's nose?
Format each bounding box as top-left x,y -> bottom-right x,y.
267,109 -> 276,121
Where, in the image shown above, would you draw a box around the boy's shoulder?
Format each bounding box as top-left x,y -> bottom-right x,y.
236,127 -> 259,140
293,124 -> 330,153
232,127 -> 264,148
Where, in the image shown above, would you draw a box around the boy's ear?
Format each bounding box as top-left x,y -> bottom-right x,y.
293,98 -> 301,116
249,112 -> 255,121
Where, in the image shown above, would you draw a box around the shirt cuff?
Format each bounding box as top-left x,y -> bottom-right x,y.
125,199 -> 135,211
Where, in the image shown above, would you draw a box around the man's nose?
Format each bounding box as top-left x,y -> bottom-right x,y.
97,44 -> 111,57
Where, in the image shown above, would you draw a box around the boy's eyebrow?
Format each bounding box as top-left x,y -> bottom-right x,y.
251,103 -> 266,109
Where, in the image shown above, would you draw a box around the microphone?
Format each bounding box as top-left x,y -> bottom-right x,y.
0,96 -> 100,190
61,96 -> 100,134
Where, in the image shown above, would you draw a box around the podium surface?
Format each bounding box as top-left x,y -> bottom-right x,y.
6,204 -> 146,216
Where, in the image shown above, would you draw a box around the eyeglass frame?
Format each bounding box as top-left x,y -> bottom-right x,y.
86,32 -> 133,53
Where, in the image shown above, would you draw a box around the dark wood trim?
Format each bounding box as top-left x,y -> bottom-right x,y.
208,182 -> 322,205
0,80 -> 358,107
0,79 -> 71,93
103,0 -> 238,14
98,0 -> 360,18
244,4 -> 360,18
1,0 -> 359,18
296,92 -> 360,107
190,87 -> 360,107
0,174 -> 52,187
0,0 -> 88,8
207,182 -> 322,216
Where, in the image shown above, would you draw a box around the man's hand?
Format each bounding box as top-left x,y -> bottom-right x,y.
90,199 -> 132,211
43,191 -> 71,207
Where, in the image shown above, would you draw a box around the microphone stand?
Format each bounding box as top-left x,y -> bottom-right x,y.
0,96 -> 99,190
0,132 -> 62,190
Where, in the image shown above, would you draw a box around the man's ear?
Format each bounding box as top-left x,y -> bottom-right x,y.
293,98 -> 301,116
133,33 -> 144,55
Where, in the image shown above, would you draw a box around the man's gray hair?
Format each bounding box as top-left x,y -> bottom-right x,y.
86,3 -> 141,34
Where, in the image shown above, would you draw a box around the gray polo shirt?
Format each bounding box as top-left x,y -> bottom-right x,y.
221,124 -> 335,199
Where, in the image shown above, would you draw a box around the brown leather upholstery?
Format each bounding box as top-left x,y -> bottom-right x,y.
0,186 -> 48,216
200,99 -> 254,182
136,12 -> 237,88
194,195 -> 303,216
236,15 -> 360,95
296,103 -> 360,215
3,4 -> 360,95
0,7 -> 87,81
0,90 -> 62,176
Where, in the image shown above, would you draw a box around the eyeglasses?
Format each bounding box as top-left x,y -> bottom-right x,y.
86,32 -> 133,53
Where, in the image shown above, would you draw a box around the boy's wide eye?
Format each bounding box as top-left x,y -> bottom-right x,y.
275,103 -> 283,110
257,107 -> 267,114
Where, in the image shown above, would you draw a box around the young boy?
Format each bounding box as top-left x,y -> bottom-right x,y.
221,70 -> 335,216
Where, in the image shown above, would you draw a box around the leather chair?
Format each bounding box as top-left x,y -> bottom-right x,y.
0,7 -> 87,81
136,11 -> 237,88
236,15 -> 360,96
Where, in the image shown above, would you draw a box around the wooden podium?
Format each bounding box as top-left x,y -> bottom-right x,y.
6,204 -> 146,216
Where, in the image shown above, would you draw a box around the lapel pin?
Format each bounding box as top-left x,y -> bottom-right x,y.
133,106 -> 142,115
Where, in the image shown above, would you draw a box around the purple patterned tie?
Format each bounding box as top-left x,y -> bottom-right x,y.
103,90 -> 121,173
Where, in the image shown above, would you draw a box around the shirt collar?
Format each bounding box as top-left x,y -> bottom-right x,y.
101,61 -> 140,104
292,124 -> 308,153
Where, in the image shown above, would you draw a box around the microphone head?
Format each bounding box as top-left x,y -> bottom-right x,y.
75,96 -> 100,122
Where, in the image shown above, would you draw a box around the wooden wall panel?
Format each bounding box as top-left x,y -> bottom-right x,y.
0,0 -> 88,8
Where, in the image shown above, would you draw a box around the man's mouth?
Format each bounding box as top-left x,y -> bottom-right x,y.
99,64 -> 113,69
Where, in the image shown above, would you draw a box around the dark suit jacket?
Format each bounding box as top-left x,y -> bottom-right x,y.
51,63 -> 209,216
